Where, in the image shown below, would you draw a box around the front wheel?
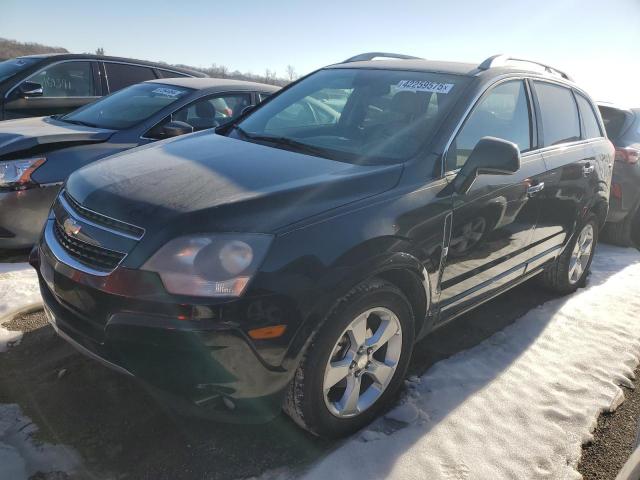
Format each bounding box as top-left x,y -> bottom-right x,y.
284,278 -> 415,438
538,216 -> 598,294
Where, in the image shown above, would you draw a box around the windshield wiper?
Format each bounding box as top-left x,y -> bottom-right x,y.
59,118 -> 99,128
243,133 -> 331,157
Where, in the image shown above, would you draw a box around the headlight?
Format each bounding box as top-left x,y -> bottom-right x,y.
142,234 -> 273,297
0,157 -> 46,188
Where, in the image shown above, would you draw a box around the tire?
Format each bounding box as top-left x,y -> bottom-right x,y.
284,278 -> 415,438
538,215 -> 598,294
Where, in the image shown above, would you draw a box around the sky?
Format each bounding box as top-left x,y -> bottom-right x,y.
1,0 -> 639,105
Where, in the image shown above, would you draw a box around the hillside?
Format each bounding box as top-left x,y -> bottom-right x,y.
0,38 -> 68,60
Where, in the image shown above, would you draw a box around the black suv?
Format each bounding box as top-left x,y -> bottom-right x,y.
0,53 -> 205,120
32,53 -> 616,438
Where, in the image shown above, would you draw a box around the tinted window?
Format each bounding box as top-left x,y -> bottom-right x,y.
0,57 -> 39,83
447,80 -> 531,171
534,82 -> 580,146
62,83 -> 191,129
146,93 -> 252,139
157,69 -> 189,79
105,63 -> 156,92
576,94 -> 602,139
237,68 -> 469,165
598,106 -> 630,140
26,61 -> 95,97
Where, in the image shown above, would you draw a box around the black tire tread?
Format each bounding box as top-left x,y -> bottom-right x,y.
283,278 -> 412,437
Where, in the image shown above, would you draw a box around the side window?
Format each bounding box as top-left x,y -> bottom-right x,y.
157,69 -> 189,79
26,61 -> 95,97
105,63 -> 156,92
258,92 -> 271,102
533,82 -> 581,146
447,80 -> 531,171
145,93 -> 252,139
575,94 -> 602,139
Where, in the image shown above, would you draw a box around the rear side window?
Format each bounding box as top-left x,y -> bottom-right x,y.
575,94 -> 602,139
157,69 -> 189,79
534,82 -> 580,146
105,63 -> 156,92
26,61 -> 95,97
447,80 -> 531,171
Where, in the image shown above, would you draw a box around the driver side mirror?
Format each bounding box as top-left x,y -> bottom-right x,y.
162,120 -> 194,138
18,81 -> 43,98
453,136 -> 521,194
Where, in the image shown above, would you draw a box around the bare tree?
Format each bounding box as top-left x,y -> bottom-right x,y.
286,65 -> 297,81
95,47 -> 105,56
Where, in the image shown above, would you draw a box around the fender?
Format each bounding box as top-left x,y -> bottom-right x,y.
280,243 -> 438,373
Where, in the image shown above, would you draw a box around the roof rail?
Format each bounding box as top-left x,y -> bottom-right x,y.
478,54 -> 573,81
342,52 -> 423,63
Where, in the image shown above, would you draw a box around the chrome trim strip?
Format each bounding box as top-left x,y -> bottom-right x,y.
59,193 -> 144,241
45,221 -> 115,277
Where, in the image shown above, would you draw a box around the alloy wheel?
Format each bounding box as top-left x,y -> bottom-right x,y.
568,223 -> 594,284
323,307 -> 403,418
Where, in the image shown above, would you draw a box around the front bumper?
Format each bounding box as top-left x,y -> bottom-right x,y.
0,186 -> 60,249
34,236 -> 293,423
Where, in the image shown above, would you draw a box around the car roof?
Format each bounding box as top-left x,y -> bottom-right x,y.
145,77 -> 280,92
15,53 -> 206,77
325,54 -> 576,85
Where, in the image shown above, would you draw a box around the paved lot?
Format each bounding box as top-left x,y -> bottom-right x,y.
0,277 -> 558,480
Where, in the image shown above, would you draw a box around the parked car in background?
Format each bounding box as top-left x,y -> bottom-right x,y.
0,77 -> 278,249
597,103 -> 640,246
0,53 -> 205,120
32,53 -> 618,438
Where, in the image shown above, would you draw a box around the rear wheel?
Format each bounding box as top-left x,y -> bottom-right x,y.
284,278 -> 414,438
539,216 -> 598,294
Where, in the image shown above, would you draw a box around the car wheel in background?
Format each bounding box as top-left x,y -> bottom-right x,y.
538,215 -> 598,294
284,278 -> 415,438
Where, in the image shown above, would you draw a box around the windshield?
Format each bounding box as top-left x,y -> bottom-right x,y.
0,57 -> 39,83
61,83 -> 192,129
235,68 -> 469,164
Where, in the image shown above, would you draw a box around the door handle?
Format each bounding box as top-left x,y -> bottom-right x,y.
527,182 -> 545,196
583,165 -> 595,177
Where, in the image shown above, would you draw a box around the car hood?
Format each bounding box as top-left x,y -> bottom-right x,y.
0,116 -> 114,158
66,132 -> 403,235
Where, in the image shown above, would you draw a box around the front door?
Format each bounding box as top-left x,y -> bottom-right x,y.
4,61 -> 100,119
438,79 -> 545,320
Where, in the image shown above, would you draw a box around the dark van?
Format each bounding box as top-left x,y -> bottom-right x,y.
32,53 -> 618,438
0,53 -> 205,120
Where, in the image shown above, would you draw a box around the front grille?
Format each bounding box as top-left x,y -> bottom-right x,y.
53,220 -> 125,270
63,191 -> 145,239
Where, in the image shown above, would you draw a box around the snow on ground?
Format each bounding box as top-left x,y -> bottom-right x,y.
298,244 -> 640,480
0,262 -> 41,352
1,263 -> 79,479
0,404 -> 81,480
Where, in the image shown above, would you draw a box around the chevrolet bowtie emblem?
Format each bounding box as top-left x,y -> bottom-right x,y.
63,217 -> 81,236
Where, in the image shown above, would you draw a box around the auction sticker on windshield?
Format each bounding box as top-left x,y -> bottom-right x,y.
396,80 -> 454,94
151,87 -> 187,98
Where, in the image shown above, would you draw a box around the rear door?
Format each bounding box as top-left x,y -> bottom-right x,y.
3,60 -> 101,119
529,81 -> 598,259
439,79 -> 546,319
